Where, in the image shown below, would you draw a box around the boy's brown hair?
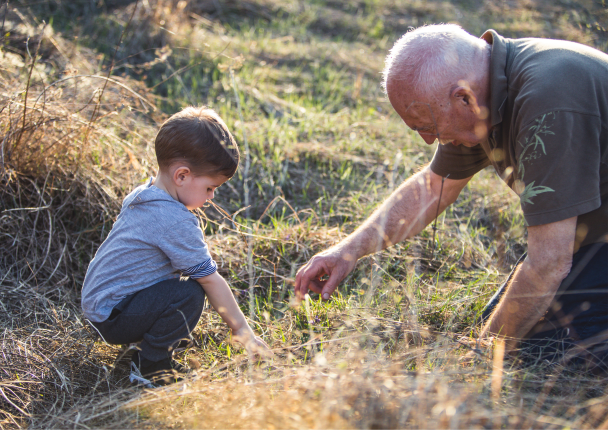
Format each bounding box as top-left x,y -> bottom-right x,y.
155,106 -> 240,178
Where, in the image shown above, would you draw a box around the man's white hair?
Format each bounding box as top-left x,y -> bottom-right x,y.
382,24 -> 487,97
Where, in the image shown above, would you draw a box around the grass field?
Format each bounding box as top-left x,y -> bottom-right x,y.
1,0 -> 607,428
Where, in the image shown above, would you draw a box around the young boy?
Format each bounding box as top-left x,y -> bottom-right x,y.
82,106 -> 270,386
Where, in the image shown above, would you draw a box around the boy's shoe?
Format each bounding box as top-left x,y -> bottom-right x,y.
130,350 -> 189,387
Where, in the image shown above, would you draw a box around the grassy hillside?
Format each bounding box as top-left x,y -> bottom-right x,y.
1,0 -> 607,427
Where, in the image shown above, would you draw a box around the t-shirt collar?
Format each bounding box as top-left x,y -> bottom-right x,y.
131,177 -> 180,205
481,29 -> 509,128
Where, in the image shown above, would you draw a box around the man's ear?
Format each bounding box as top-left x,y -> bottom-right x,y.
452,85 -> 481,116
172,166 -> 191,186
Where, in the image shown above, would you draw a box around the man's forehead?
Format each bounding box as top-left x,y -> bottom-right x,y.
401,100 -> 438,123
386,81 -> 439,125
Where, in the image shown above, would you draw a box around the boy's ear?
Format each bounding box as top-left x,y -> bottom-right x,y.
172,166 -> 191,186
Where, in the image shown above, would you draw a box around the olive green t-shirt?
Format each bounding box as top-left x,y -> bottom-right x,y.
430,30 -> 608,249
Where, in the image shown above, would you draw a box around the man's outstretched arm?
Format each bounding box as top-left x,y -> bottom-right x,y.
480,216 -> 577,353
295,165 -> 472,299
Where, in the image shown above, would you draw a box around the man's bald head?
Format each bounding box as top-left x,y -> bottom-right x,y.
382,24 -> 490,102
382,24 -> 493,147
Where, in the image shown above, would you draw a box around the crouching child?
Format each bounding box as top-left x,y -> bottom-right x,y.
81,106 -> 270,387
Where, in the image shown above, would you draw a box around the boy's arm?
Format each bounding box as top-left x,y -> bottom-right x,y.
195,272 -> 271,356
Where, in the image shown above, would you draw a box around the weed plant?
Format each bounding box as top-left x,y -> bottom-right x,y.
1,0 -> 607,428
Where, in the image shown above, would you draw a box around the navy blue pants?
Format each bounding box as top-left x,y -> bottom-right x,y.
481,243 -> 608,370
91,278 -> 205,362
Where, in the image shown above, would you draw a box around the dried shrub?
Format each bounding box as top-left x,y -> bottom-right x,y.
0,20 -> 158,426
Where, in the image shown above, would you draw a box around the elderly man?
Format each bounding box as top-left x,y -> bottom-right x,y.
295,24 -> 608,367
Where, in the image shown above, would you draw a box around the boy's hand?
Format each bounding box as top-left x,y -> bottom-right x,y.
233,327 -> 274,358
196,273 -> 273,358
247,336 -> 273,358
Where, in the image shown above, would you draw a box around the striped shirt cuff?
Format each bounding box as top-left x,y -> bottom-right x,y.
181,258 -> 217,279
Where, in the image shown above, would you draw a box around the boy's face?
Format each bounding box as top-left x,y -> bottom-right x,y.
176,171 -> 229,210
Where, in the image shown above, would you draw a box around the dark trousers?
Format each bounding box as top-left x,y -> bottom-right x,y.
91,278 -> 205,362
481,243 -> 608,370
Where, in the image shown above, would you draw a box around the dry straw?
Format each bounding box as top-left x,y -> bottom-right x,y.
0,10 -> 157,426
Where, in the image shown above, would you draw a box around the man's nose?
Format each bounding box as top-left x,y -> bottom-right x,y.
208,190 -> 214,200
419,132 -> 437,145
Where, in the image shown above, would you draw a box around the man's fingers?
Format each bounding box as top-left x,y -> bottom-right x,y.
294,253 -> 355,300
295,273 -> 313,299
307,279 -> 325,294
294,262 -> 315,298
295,255 -> 353,301
320,270 -> 343,300
295,263 -> 309,290
295,259 -> 329,299
294,266 -> 306,298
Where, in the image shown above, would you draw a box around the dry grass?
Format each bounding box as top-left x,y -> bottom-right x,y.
1,0 -> 607,428
34,327 -> 608,429
0,12 -> 159,426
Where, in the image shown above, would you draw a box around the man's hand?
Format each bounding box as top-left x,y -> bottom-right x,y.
294,245 -> 358,301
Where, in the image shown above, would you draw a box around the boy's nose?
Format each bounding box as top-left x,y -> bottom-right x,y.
208,190 -> 214,200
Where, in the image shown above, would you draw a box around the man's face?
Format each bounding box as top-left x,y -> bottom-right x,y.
387,84 -> 489,148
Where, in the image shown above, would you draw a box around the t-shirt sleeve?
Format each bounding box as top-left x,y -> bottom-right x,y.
158,216 -> 217,275
514,111 -> 602,226
429,142 -> 491,179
